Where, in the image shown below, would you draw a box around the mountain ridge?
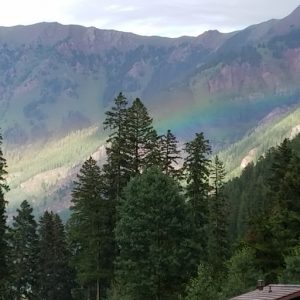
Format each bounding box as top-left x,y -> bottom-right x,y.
1,6 -> 300,216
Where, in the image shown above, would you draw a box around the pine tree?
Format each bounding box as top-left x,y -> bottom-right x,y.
103,92 -> 131,201
268,138 -> 292,197
38,211 -> 73,300
0,129 -> 9,297
158,129 -> 182,179
9,200 -> 39,300
68,157 -> 114,300
183,132 -> 211,258
248,139 -> 298,283
208,156 -> 229,275
126,98 -> 158,174
115,168 -> 195,299
52,214 -> 74,299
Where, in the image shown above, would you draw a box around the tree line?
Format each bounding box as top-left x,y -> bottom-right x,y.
0,92 -> 299,300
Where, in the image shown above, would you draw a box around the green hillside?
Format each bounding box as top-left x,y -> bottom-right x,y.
219,106 -> 300,178
5,126 -> 106,215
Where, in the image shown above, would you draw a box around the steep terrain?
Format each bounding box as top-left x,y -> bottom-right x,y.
2,6 -> 300,215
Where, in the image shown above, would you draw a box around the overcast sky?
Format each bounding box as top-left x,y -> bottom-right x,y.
0,0 -> 299,37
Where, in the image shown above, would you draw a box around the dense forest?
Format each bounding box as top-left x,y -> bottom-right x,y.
0,93 -> 300,300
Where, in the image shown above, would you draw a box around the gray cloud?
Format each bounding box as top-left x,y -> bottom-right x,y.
64,0 -> 300,36
0,0 -> 299,37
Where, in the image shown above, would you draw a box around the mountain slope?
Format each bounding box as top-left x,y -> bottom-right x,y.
2,6 -> 300,215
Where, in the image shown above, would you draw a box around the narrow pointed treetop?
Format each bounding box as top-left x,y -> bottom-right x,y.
158,129 -> 181,178
126,98 -> 157,174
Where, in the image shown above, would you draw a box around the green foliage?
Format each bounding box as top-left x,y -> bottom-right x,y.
208,156 -> 229,275
268,138 -> 292,198
8,200 -> 39,299
116,168 -> 195,300
253,139 -> 300,282
68,157 -> 114,297
280,246 -> 300,284
183,264 -> 221,300
103,92 -> 131,201
126,98 -> 158,174
218,106 -> 300,180
223,247 -> 262,298
226,135 -> 300,283
6,126 -> 106,214
106,282 -> 134,300
183,132 -> 211,258
158,129 -> 182,179
38,211 -> 73,300
3,91 -> 300,299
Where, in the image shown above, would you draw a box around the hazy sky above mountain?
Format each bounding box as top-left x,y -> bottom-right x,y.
1,0 -> 299,37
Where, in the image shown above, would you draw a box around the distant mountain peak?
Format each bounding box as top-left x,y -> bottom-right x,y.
271,5 -> 300,35
201,29 -> 221,36
290,4 -> 300,15
195,29 -> 232,50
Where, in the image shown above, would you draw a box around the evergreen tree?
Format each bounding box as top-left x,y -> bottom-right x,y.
268,138 -> 292,198
246,212 -> 282,284
247,139 -> 299,283
9,200 -> 39,300
0,129 -> 9,297
208,156 -> 229,275
183,132 -> 211,258
68,157 -> 114,300
280,246 -> 300,284
158,129 -> 182,179
103,92 -> 131,201
183,264 -> 220,300
38,211 -> 73,300
126,98 -> 158,174
223,247 -> 262,298
116,168 -> 195,299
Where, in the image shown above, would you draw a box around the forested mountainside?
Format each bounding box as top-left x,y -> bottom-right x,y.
226,134 -> 300,283
2,6 -> 300,214
0,95 -> 299,299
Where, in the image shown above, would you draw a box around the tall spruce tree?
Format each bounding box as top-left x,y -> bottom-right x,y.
0,129 -> 9,297
126,98 -> 158,174
268,138 -> 292,197
158,129 -> 182,179
38,211 -> 73,300
115,168 -> 195,300
68,157 -> 114,300
103,92 -> 130,201
247,139 -> 299,283
208,156 -> 229,275
9,200 -> 39,300
183,132 -> 211,259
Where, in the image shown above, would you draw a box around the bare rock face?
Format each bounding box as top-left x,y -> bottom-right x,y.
241,148 -> 257,169
290,124 -> 300,139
